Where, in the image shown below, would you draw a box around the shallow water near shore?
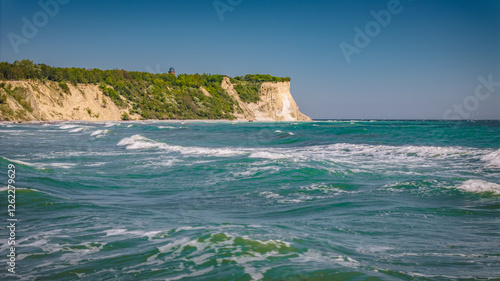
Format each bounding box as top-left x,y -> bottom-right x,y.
1,120 -> 500,280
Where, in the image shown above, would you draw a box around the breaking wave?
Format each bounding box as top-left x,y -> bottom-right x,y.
452,179 -> 500,195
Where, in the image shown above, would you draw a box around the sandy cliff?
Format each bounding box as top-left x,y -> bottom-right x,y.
221,77 -> 311,121
0,78 -> 311,122
0,80 -> 135,121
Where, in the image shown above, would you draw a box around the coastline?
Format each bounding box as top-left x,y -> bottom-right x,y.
0,119 -> 315,125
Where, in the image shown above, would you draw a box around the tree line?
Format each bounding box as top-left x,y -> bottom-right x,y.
0,60 -> 291,120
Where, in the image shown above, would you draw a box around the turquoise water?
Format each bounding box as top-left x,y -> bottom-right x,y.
1,120 -> 500,280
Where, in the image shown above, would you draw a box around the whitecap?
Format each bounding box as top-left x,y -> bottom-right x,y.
104,228 -> 128,236
47,163 -> 76,169
277,198 -> 303,204
85,162 -> 107,167
481,148 -> 500,168
452,179 -> 500,195
290,249 -> 360,268
117,134 -> 243,157
2,157 -> 34,167
104,122 -> 118,127
0,186 -> 39,192
104,228 -> 162,240
248,151 -> 289,159
59,124 -> 78,129
69,127 -> 84,133
117,134 -> 164,149
158,126 -> 176,129
90,129 -> 110,137
259,191 -> 282,199
324,143 -> 472,158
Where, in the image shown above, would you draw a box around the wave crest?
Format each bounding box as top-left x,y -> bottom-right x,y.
481,149 -> 500,168
117,135 -> 243,157
453,180 -> 500,195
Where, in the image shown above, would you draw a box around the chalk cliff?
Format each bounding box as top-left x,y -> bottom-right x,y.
221,77 -> 311,121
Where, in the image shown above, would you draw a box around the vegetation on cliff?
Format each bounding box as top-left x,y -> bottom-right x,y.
0,60 -> 291,120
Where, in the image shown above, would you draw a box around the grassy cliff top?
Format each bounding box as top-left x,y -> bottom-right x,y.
0,60 -> 290,85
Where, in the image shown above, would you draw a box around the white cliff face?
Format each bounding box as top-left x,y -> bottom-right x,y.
221,77 -> 311,121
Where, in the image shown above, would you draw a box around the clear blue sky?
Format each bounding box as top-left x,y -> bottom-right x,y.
1,0 -> 499,119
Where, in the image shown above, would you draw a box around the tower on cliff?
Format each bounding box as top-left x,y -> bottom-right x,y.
168,67 -> 175,75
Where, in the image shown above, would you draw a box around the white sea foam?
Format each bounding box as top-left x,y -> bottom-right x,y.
274,130 -> 294,135
85,162 -> 107,167
104,122 -> 118,127
2,157 -> 34,167
117,134 -> 243,157
323,143 -> 472,158
453,179 -> 500,195
117,135 -> 164,149
158,126 -> 186,129
157,237 -> 191,253
157,231 -> 297,280
158,126 -> 176,129
0,186 -> 39,192
51,162 -> 77,169
481,148 -> 500,168
104,228 -> 162,240
299,183 -> 346,194
105,228 -> 128,236
174,226 -> 207,232
90,129 -> 110,137
249,151 -> 289,159
59,124 -> 78,129
90,130 -> 102,136
69,127 -> 85,133
60,242 -> 106,265
259,191 -> 282,199
356,245 -> 394,255
278,198 -> 303,204
244,266 -> 271,281
290,249 -> 360,268
231,165 -> 281,178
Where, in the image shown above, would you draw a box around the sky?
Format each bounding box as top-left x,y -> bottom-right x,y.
1,0 -> 499,119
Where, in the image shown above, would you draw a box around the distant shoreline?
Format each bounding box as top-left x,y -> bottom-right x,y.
1,119 -> 499,125
0,119 -> 314,124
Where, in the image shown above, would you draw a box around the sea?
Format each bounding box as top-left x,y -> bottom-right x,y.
1,120 -> 500,281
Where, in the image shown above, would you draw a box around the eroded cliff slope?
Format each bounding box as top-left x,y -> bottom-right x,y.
222,77 -> 311,121
0,80 -> 134,121
0,78 -> 310,122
